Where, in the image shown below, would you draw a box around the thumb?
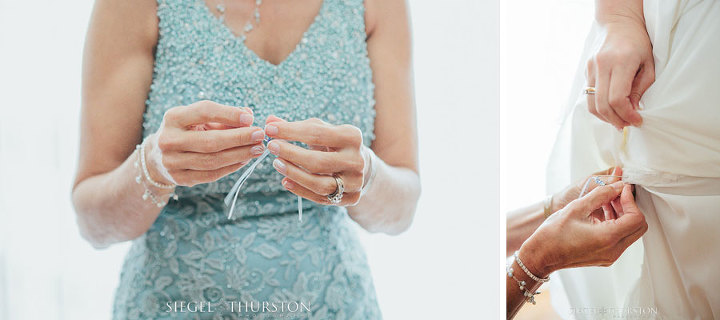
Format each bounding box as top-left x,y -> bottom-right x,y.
266,115 -> 287,124
570,181 -> 624,216
611,184 -> 647,235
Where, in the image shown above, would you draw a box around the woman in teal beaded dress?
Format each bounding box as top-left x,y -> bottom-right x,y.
71,0 -> 420,318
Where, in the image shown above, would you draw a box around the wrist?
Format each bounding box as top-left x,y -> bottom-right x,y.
518,237 -> 554,278
598,14 -> 646,33
143,134 -> 175,187
359,146 -> 377,196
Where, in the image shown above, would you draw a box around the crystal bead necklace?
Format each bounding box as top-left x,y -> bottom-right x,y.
216,0 -> 263,39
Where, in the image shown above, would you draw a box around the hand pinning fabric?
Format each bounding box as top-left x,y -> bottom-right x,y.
224,137 -> 303,222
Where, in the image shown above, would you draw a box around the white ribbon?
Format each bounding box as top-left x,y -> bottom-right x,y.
224,146 -> 303,222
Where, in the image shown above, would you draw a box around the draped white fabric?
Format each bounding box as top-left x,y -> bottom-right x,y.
547,0 -> 720,318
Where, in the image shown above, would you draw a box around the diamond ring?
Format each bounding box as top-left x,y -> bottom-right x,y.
327,174 -> 344,204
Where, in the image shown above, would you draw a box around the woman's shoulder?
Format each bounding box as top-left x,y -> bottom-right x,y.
363,0 -> 409,38
90,0 -> 159,50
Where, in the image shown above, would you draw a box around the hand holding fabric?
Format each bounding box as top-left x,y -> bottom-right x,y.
519,182 -> 648,277
586,16 -> 654,130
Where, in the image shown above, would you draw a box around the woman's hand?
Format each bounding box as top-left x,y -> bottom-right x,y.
551,166 -> 623,215
520,181 -> 648,277
264,116 -> 369,206
148,100 -> 266,187
587,17 -> 655,130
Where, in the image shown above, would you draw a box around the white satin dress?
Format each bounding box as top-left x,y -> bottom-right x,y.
546,1 -> 720,319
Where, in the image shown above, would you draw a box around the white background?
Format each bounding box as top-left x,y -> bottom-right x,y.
0,0 -> 500,319
500,0 -> 593,213
500,0 -> 592,317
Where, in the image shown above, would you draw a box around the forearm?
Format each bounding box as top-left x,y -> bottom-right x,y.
346,152 -> 420,235
72,148 -> 169,248
595,0 -> 645,25
506,261 -> 543,319
506,238 -> 553,319
506,202 -> 545,257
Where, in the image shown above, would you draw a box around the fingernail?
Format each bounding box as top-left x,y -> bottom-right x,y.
245,107 -> 253,114
240,113 -> 254,125
251,144 -> 265,155
282,179 -> 294,189
273,158 -> 286,174
251,130 -> 265,142
267,140 -> 280,155
633,117 -> 643,127
265,124 -> 278,136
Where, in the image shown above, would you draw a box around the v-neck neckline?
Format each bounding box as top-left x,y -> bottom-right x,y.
198,0 -> 327,68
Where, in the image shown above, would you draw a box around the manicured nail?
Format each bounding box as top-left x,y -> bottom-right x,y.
240,113 -> 254,125
282,179 -> 294,189
267,140 -> 280,155
273,158 -> 286,174
265,124 -> 278,136
633,117 -> 643,127
251,144 -> 265,155
244,107 -> 253,114
251,130 -> 265,142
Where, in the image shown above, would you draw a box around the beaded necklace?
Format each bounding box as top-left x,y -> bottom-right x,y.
215,0 -> 263,40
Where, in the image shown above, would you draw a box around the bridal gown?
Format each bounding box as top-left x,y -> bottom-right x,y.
112,0 -> 382,318
546,0 -> 720,319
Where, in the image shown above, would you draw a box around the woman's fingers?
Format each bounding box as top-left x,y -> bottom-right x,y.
165,144 -> 264,170
281,178 -> 331,205
273,158 -> 362,194
629,62 -> 655,110
586,58 -> 604,123
164,100 -> 254,128
608,64 -> 643,127
162,127 -> 264,153
265,117 -> 363,149
170,161 -> 248,187
571,181 -> 624,215
281,177 -> 360,206
602,203 -> 617,221
267,140 -> 353,174
273,158 -> 338,195
604,185 -> 647,237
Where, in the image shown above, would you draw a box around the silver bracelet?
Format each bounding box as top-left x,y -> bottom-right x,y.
134,144 -> 177,207
514,251 -> 550,283
506,260 -> 542,305
138,140 -> 175,189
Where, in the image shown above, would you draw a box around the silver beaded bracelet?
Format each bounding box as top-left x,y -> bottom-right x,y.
506,251 -> 550,306
514,251 -> 550,283
506,262 -> 541,305
138,140 -> 175,189
134,143 -> 177,207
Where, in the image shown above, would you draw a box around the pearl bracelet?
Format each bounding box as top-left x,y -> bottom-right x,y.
507,251 -> 549,306
134,143 -> 177,208
507,262 -> 541,305
138,140 -> 176,189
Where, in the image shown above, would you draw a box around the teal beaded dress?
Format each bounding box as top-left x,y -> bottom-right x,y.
112,0 -> 381,318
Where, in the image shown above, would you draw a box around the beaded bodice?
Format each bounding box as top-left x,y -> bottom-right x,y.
142,0 -> 376,215
114,1 -> 382,318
